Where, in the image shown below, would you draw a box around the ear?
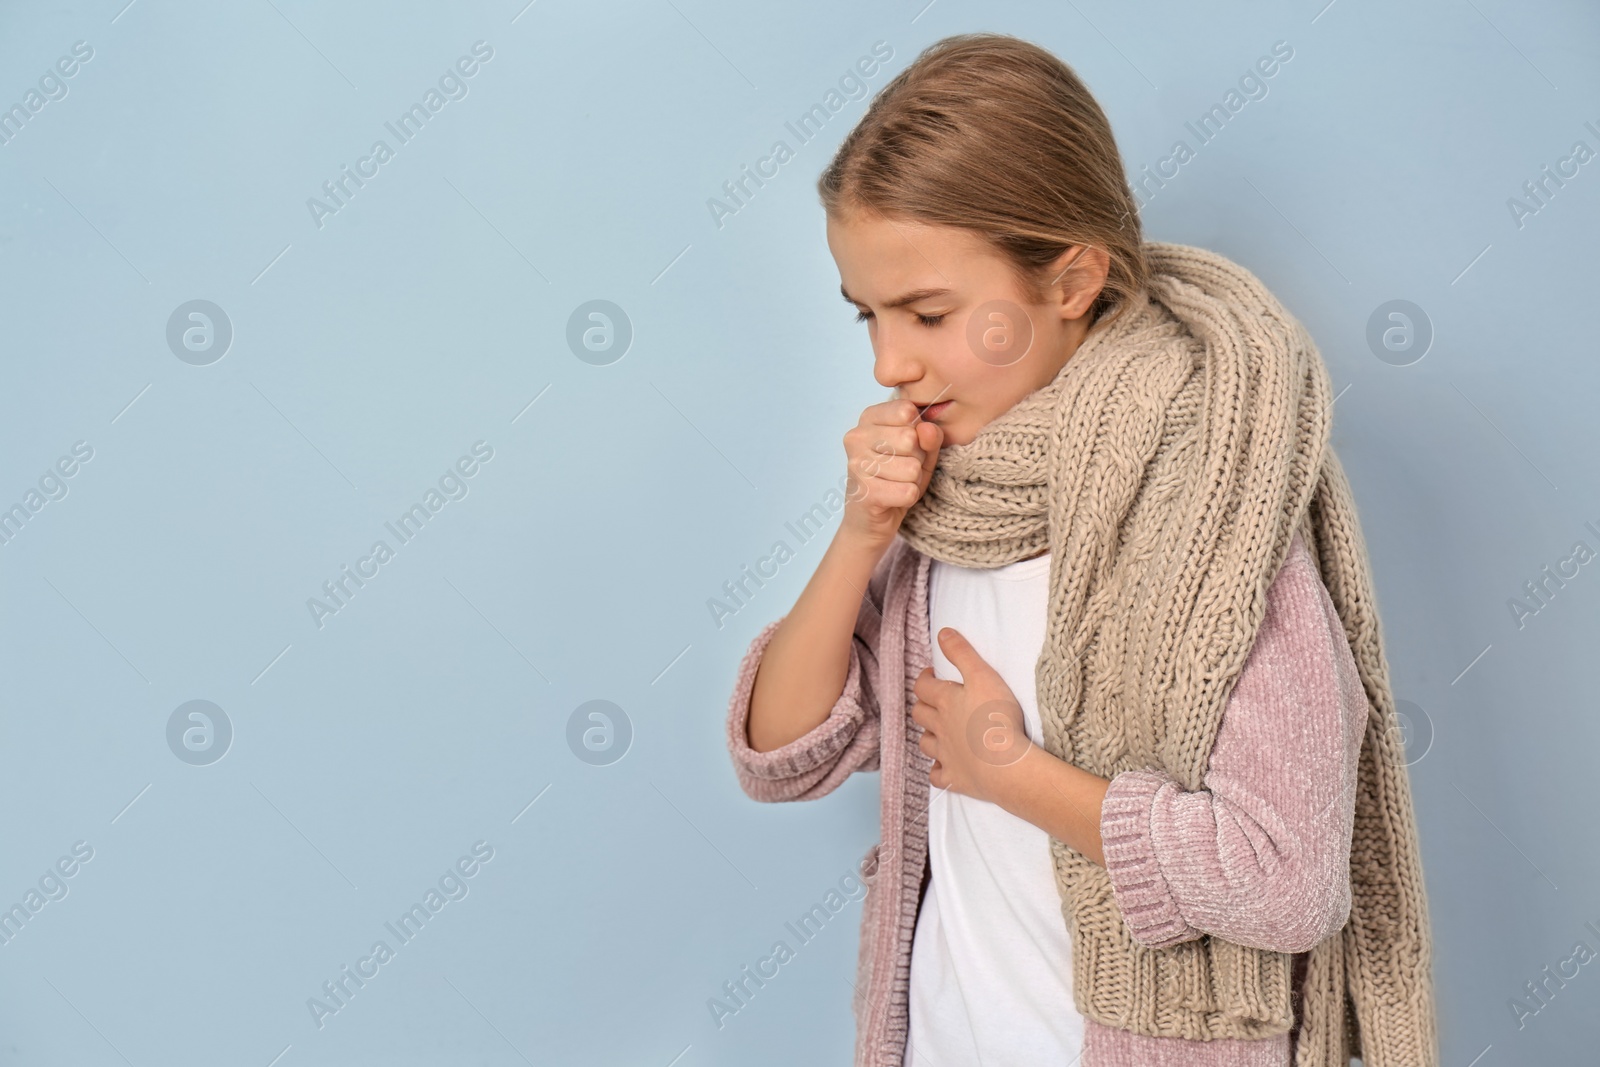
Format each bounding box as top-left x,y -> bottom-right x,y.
1044,244 -> 1110,322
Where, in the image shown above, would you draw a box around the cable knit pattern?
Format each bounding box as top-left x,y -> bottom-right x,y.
892,241 -> 1434,1064
725,243 -> 1436,1065
726,531 -> 1360,1066
1097,532 -> 1364,959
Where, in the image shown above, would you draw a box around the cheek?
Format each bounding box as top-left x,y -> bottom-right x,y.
931,350 -> 984,403
942,374 -> 1034,445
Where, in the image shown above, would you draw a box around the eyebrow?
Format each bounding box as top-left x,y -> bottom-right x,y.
840,285 -> 952,309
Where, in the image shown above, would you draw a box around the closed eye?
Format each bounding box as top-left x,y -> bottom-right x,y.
854,309 -> 947,328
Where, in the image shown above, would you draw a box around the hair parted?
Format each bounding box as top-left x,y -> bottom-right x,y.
818,32 -> 1147,330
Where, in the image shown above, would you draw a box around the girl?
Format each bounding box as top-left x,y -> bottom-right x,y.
725,33 -> 1436,1067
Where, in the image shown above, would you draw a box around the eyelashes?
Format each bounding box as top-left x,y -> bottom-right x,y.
854,309 -> 947,328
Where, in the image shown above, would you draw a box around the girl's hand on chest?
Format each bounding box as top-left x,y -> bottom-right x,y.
912,627 -> 1032,805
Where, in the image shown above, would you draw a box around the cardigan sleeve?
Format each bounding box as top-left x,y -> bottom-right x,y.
723,540 -> 900,802
1097,532 -> 1365,954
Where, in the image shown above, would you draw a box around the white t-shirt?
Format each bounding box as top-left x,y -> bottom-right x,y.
905,551 -> 1086,1067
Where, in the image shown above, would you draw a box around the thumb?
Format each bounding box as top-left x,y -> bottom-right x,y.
916,421 -> 943,487
936,627 -> 992,683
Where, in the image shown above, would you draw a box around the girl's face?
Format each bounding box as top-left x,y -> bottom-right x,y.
826,208 -> 1110,446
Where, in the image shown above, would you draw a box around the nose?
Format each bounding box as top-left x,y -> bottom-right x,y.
870,323 -> 923,391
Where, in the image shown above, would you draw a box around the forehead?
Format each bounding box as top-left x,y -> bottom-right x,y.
827,211 -> 1004,302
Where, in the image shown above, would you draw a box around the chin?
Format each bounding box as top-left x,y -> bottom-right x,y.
939,423 -> 973,446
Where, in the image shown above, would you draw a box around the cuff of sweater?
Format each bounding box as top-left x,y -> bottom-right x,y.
1100,769 -> 1195,947
726,616 -> 869,784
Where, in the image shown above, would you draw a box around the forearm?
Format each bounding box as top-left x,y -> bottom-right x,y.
747,530 -> 885,753
990,744 -> 1111,868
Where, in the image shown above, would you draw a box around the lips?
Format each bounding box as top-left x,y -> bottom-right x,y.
917,400 -> 953,421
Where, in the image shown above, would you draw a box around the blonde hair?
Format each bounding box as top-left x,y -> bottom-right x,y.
818,32 -> 1147,329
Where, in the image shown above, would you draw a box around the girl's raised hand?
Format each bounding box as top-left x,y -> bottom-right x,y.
839,399 -> 944,551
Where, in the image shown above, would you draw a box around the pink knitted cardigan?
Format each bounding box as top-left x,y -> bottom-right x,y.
724,529 -> 1366,1067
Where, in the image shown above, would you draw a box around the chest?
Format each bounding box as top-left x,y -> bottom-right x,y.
926,554 -> 1054,745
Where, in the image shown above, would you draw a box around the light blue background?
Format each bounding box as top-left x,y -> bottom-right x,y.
1,1 -> 1597,1064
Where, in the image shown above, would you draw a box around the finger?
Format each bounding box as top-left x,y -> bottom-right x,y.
866,424 -> 920,453
913,669 -> 961,707
848,422 -> 919,461
936,627 -> 995,684
863,478 -> 929,510
915,422 -> 943,484
867,398 -> 921,427
854,453 -> 925,485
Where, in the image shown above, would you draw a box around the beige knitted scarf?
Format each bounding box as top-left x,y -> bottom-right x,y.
897,242 -> 1437,1065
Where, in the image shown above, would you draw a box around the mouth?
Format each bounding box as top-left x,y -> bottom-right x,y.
916,399 -> 953,421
